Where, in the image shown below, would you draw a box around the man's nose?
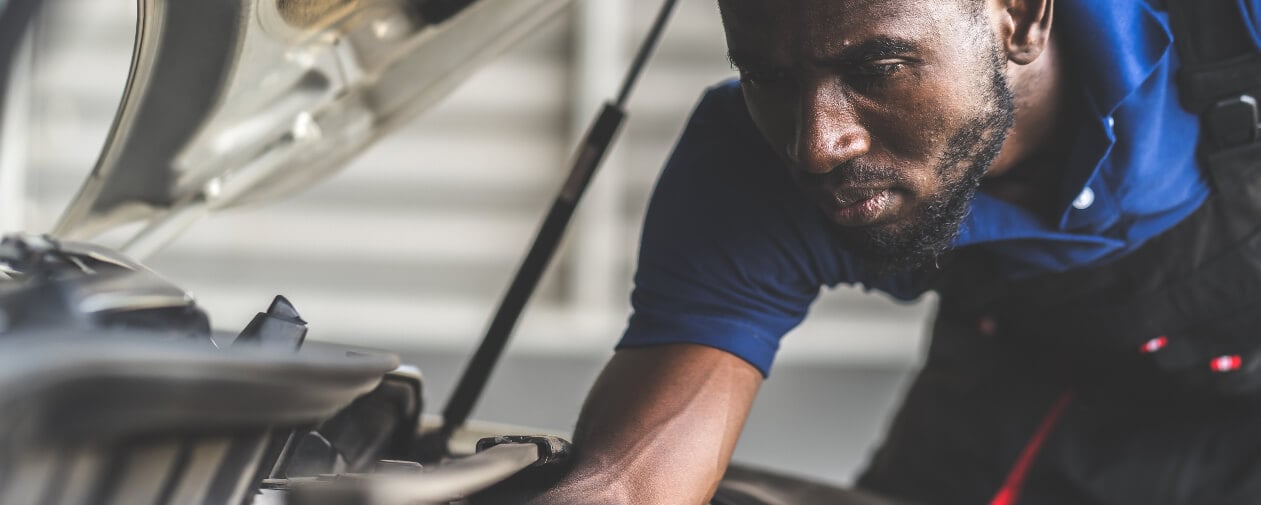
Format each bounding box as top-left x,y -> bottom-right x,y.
786,87 -> 870,174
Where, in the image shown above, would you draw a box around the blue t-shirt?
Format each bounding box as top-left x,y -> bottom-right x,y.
618,0 -> 1261,377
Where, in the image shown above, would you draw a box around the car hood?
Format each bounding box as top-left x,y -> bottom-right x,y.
49,0 -> 573,253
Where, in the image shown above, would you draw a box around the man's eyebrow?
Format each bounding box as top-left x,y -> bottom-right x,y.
830,37 -> 920,63
728,37 -> 920,69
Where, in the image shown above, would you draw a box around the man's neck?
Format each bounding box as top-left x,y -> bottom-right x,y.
982,28 -> 1077,215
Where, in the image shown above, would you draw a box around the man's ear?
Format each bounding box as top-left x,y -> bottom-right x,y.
995,0 -> 1053,65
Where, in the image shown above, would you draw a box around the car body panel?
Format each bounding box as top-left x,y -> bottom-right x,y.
53,0 -> 573,258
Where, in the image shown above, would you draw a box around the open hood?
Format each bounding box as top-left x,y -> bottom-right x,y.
50,0 -> 574,257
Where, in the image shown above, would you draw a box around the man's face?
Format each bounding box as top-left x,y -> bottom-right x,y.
718,0 -> 1016,275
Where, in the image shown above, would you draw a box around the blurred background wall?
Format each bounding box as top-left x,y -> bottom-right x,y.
5,0 -> 937,486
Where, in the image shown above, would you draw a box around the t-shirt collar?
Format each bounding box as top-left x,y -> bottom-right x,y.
1058,0 -> 1174,118
955,0 -> 1175,248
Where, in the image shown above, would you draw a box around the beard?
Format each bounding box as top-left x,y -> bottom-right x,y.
833,48 -> 1017,277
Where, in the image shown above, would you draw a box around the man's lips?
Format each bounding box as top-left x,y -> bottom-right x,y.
812,187 -> 898,226
829,188 -> 888,208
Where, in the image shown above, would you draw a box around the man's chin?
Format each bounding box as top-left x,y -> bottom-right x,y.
835,229 -> 948,277
828,205 -> 969,277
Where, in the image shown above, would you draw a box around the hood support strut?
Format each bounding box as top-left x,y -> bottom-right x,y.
433,0 -> 681,455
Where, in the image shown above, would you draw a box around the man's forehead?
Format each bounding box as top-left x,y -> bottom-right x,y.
718,0 -> 912,23
718,0 -> 965,58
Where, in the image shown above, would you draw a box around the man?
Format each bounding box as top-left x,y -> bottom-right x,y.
528,0 -> 1261,503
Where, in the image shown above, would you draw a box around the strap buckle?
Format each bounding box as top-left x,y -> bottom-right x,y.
1207,94 -> 1261,149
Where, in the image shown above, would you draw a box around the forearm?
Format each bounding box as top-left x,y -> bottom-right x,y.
529,344 -> 762,505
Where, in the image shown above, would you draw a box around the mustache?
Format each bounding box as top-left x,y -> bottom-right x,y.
795,160 -> 904,188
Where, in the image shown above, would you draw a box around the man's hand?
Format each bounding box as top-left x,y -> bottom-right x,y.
528,343 -> 763,505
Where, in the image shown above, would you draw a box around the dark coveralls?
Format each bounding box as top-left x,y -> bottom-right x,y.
713,123 -> 1261,505
857,140 -> 1261,504
853,3 -> 1261,503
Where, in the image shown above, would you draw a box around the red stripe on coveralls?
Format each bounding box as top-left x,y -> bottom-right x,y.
989,392 -> 1074,505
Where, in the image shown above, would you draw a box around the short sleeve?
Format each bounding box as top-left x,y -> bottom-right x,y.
617,82 -> 865,376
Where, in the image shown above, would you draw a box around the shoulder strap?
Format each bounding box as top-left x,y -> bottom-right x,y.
1167,0 -> 1261,150
1167,0 -> 1253,68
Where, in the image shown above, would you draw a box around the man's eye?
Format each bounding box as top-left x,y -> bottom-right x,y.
739,69 -> 788,85
857,60 -> 907,77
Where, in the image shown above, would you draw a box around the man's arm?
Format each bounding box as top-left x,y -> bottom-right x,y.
532,343 -> 762,505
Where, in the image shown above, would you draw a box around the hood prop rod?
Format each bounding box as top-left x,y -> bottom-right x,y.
435,0 -> 680,452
